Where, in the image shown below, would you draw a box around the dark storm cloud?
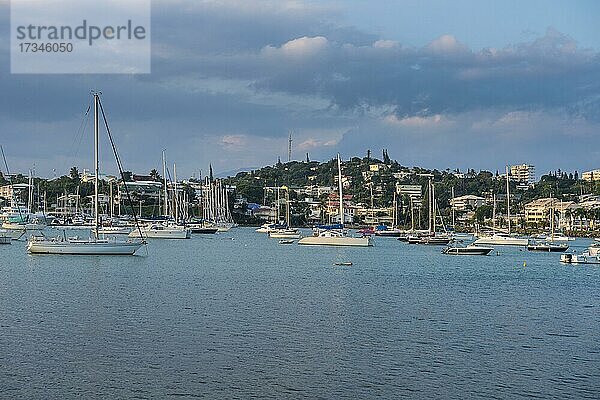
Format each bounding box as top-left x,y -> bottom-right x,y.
0,1 -> 599,175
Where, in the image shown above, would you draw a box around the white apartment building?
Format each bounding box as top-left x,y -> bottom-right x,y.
510,164 -> 536,185
450,195 -> 485,212
582,169 -> 600,182
396,184 -> 422,199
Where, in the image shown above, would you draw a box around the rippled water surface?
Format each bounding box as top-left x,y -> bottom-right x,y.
1,228 -> 599,399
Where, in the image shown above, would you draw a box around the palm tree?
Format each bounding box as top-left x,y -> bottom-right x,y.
149,169 -> 161,182
69,166 -> 80,182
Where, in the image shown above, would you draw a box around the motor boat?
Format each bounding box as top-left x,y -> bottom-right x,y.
373,225 -> 403,237
474,233 -> 529,246
187,223 -> 218,234
408,233 -> 452,245
560,244 -> 600,264
442,244 -> 493,255
527,242 -> 569,252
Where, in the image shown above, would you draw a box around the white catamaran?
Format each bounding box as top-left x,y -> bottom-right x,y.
27,92 -> 145,255
298,154 -> 372,247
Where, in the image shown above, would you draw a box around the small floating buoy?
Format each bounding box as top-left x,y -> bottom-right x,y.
523,261 -> 527,267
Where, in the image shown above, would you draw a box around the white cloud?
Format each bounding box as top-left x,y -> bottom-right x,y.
426,34 -> 469,54
373,40 -> 399,49
262,36 -> 328,59
383,114 -> 446,128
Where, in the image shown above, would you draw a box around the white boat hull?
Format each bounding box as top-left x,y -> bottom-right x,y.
128,227 -> 191,239
269,233 -> 301,239
2,222 -> 45,231
27,240 -> 143,255
298,236 -> 372,247
561,253 -> 600,264
98,227 -> 132,235
474,236 -> 529,246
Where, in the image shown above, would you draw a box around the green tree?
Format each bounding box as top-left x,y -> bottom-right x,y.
149,169 -> 161,181
69,166 -> 80,182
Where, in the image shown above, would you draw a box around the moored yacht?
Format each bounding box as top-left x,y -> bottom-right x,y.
561,243 -> 600,264
474,233 -> 529,246
128,222 -> 191,239
442,244 -> 494,255
298,154 -> 372,247
269,228 -> 301,239
27,92 -> 144,255
298,228 -> 371,247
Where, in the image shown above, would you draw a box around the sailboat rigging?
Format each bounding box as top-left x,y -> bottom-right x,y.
27,92 -> 145,255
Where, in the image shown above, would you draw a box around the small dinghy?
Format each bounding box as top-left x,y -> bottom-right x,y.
442,245 -> 493,255
278,239 -> 295,244
333,262 -> 353,266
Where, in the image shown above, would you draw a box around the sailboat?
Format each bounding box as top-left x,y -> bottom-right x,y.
527,196 -> 568,252
27,92 -> 144,255
411,175 -> 451,245
128,152 -> 191,239
269,186 -> 301,239
298,154 -> 372,247
0,151 -> 47,238
474,166 -> 529,247
374,192 -> 403,237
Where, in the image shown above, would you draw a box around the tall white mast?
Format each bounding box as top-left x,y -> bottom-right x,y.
492,192 -> 496,231
428,177 -> 433,234
451,186 -> 455,231
28,169 -> 33,213
550,194 -> 555,242
173,163 -> 179,222
506,165 -> 511,235
162,150 -> 168,217
109,179 -> 113,218
337,154 -> 343,225
392,191 -> 397,229
432,182 -> 436,234
410,196 -> 415,232
93,93 -> 100,239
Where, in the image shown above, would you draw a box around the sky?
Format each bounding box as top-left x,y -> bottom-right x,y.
0,0 -> 599,179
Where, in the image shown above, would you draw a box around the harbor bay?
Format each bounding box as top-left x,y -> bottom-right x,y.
1,229 -> 598,399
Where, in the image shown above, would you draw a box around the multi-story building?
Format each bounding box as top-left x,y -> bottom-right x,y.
582,169 -> 600,182
396,184 -> 422,199
510,164 -> 536,185
450,195 -> 485,212
0,184 -> 25,199
524,198 -> 573,225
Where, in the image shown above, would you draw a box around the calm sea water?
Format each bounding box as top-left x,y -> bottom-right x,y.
0,228 -> 598,399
